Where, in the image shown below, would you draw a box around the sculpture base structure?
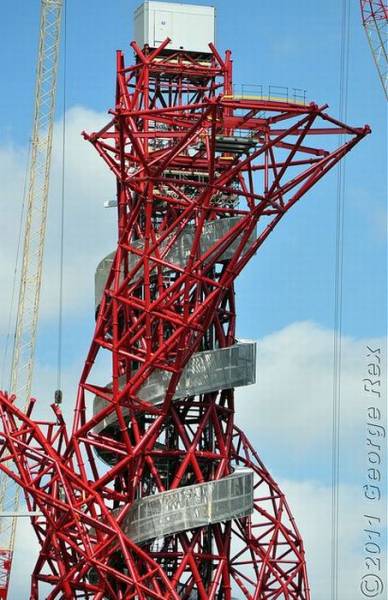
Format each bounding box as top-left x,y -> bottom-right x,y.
0,393 -> 309,599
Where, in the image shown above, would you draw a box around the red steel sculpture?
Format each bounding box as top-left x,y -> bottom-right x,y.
0,38 -> 369,599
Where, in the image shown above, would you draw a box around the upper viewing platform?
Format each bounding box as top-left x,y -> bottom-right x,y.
134,1 -> 215,53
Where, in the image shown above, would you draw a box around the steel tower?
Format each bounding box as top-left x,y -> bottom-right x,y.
0,8 -> 369,599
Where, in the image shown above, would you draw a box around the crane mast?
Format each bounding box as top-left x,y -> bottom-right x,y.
0,1 -> 63,597
360,0 -> 388,99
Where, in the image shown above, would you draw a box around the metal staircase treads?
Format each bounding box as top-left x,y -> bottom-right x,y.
111,468 -> 254,545
93,341 -> 257,436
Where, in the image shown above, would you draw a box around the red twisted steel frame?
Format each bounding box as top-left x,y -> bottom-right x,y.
0,39 -> 369,599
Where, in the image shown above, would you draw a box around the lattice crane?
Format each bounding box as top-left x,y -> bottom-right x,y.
0,1 -> 63,597
360,0 -> 388,99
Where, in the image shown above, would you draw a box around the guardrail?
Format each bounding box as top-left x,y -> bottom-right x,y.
116,468 -> 254,545
226,84 -> 307,105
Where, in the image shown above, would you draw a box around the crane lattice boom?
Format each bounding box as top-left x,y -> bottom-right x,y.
0,1 -> 62,597
360,0 -> 388,98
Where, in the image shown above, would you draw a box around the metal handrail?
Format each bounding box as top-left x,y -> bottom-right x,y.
226,83 -> 307,105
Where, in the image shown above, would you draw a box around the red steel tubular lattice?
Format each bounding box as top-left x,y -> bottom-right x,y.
0,38 -> 369,599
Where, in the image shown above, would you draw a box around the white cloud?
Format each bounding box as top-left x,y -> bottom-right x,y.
0,144 -> 28,335
0,106 -> 116,336
236,321 -> 385,467
280,478 -> 386,600
41,106 -> 116,317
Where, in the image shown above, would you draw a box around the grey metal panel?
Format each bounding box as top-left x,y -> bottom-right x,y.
114,468 -> 253,545
133,2 -> 215,54
93,341 -> 256,434
95,253 -> 115,311
94,217 -> 257,308
142,340 -> 257,404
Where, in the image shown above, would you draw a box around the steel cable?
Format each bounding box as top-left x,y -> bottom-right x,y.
57,0 -> 67,397
331,0 -> 351,597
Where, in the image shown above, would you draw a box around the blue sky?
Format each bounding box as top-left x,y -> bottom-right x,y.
0,1 -> 386,598
1,0 -> 386,345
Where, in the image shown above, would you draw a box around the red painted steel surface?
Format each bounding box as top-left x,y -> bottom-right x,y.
0,549 -> 11,599
0,40 -> 369,598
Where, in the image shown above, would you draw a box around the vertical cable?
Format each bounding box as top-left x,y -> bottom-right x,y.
57,0 -> 67,395
331,0 -> 350,598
